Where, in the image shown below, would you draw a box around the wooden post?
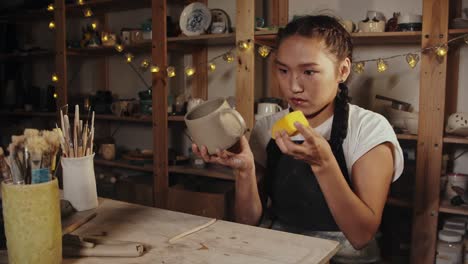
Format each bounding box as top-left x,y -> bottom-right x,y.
236,0 -> 255,134
410,0 -> 449,263
266,0 -> 288,98
152,0 -> 168,208
191,0 -> 208,100
54,0 -> 67,111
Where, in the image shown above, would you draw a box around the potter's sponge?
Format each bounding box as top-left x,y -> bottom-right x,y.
271,111 -> 309,139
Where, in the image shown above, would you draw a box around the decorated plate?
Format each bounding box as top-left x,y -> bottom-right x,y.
179,2 -> 212,36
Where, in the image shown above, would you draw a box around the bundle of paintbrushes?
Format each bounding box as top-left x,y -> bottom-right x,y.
0,128 -> 61,184
57,105 -> 95,158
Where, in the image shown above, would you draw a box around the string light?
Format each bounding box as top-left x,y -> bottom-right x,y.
377,59 -> 388,73
125,53 -> 134,63
150,65 -> 160,73
223,52 -> 235,63
208,63 -> 216,72
48,21 -> 56,30
83,8 -> 93,17
47,4 -> 54,11
102,34 -> 109,41
53,93 -> 58,99
51,74 -> 59,82
352,62 -> 365,74
436,45 -> 448,57
91,22 -> 98,30
114,44 -> 124,53
258,45 -> 271,58
185,66 -> 196,77
141,59 -> 150,70
237,40 -> 251,51
167,66 -> 176,78
77,0 -> 85,5
406,53 -> 419,69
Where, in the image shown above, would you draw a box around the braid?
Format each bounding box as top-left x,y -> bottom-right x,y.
330,83 -> 350,152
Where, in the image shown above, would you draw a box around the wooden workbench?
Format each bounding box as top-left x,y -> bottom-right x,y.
62,198 -> 340,264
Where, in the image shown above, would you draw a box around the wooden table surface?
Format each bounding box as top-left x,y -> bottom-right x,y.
62,199 -> 340,264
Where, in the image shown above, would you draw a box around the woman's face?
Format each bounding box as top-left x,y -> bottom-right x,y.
275,35 -> 350,118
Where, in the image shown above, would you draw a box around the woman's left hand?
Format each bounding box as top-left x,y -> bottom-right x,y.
275,122 -> 333,168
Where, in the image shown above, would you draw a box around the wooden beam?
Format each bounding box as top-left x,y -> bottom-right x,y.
236,0 -> 255,135
192,48 -> 208,100
266,0 -> 288,98
445,0 -> 462,118
191,0 -> 208,100
410,0 -> 449,263
54,0 -> 67,111
152,0 -> 168,209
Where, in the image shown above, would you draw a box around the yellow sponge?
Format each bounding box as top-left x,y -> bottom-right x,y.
271,110 -> 309,139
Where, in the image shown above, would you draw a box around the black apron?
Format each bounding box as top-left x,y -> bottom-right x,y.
265,100 -> 350,231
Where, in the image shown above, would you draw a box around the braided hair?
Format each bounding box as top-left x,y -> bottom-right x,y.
276,15 -> 352,151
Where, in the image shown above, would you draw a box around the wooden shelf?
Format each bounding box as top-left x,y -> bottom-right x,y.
168,33 -> 236,46
0,50 -> 54,61
397,133 -> 418,141
443,135 -> 468,144
255,31 -> 422,47
439,199 -> 468,216
68,42 -> 151,57
0,8 -> 52,22
94,159 -> 153,172
386,197 -> 413,208
0,111 -> 184,123
448,28 -> 468,36
66,0 -> 152,17
0,111 -> 56,118
169,165 -> 235,181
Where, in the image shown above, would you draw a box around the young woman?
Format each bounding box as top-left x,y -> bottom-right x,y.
193,15 -> 403,262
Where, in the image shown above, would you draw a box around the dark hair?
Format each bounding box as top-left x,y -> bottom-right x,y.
277,15 -> 352,149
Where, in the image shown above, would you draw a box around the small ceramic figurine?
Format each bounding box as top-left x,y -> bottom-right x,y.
386,12 -> 400,32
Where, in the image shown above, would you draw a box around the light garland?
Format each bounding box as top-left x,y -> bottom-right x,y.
48,21 -> 56,30
47,4 -> 54,11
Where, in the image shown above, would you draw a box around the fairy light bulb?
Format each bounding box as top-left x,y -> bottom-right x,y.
48,21 -> 56,29
52,74 -> 59,82
208,63 -> 216,72
167,66 -> 176,78
102,34 -> 109,41
223,52 -> 235,63
352,62 -> 365,74
53,93 -> 58,99
125,53 -> 134,63
91,21 -> 98,30
185,66 -> 196,77
436,45 -> 448,57
47,4 -> 54,11
237,40 -> 251,51
150,65 -> 160,73
406,53 -> 419,69
376,59 -> 388,73
258,45 -> 271,58
83,8 -> 93,17
77,0 -> 85,5
140,59 -> 150,70
114,44 -> 124,53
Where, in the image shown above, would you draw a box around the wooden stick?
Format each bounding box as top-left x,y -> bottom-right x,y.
74,105 -> 79,157
64,115 -> 74,158
168,218 -> 217,244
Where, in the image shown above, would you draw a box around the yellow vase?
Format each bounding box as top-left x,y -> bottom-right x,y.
2,178 -> 62,264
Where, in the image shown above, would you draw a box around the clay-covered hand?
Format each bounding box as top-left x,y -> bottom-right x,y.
192,135 -> 255,173
275,122 -> 333,168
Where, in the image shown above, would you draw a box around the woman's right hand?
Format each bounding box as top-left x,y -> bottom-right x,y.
192,135 -> 255,173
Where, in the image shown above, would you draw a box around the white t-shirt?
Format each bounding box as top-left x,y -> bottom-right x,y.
249,104 -> 404,182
